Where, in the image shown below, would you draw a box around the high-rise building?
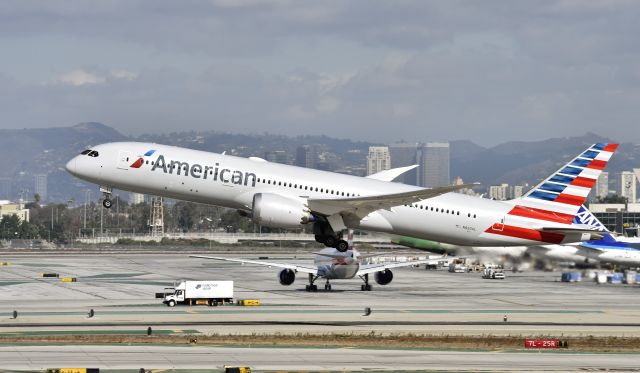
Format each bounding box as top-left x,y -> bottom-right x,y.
264,150 -> 290,165
513,185 -> 525,199
419,142 -> 450,188
620,171 -> 637,203
366,146 -> 390,176
34,174 -> 47,202
129,193 -> 145,205
489,184 -> 509,200
388,142 -> 419,185
296,145 -> 318,169
593,171 -> 609,201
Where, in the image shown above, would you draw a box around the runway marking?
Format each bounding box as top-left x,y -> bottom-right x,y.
493,298 -> 536,307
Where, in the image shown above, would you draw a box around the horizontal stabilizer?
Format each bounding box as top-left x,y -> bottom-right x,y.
366,165 -> 419,182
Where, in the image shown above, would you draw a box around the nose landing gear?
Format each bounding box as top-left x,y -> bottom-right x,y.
100,186 -> 113,209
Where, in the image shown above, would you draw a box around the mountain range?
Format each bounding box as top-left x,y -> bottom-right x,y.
0,123 -> 637,203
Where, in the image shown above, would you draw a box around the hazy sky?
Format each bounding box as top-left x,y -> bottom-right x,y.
1,0 -> 639,145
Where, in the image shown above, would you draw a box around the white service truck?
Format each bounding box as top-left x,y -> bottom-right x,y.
163,281 -> 234,307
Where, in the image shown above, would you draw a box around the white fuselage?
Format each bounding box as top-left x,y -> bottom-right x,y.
66,142 -> 588,247
313,248 -> 360,279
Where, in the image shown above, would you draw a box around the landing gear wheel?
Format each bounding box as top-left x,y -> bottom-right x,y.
324,282 -> 332,291
102,199 -> 112,209
360,284 -> 372,291
324,235 -> 337,248
336,240 -> 349,252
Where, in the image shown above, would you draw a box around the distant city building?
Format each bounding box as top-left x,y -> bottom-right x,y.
419,143 -> 450,188
0,178 -> 11,200
513,185 -> 525,199
620,171 -> 637,203
264,150 -> 290,165
366,146 -> 390,176
34,174 -> 47,202
296,145 -> 318,169
489,184 -> 509,201
0,200 -> 29,222
593,171 -> 609,201
129,193 -> 145,205
388,142 -> 419,185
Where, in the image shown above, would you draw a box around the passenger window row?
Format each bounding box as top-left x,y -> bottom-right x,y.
255,177 -> 361,197
405,203 -> 477,219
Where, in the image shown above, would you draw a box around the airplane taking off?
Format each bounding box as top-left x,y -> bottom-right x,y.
191,248 -> 438,291
66,142 -> 617,252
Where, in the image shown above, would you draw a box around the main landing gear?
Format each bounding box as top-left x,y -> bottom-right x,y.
313,222 -> 349,252
305,273 -> 319,292
359,273 -> 372,291
100,186 -> 113,209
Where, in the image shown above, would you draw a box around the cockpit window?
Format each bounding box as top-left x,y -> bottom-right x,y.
88,151 -> 99,157
80,150 -> 91,155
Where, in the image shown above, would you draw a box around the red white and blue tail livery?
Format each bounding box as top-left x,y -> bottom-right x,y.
66,141 -> 618,251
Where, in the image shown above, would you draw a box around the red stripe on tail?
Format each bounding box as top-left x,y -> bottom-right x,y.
603,144 -> 619,152
508,206 -> 574,224
587,159 -> 607,170
571,176 -> 596,188
553,193 -> 585,206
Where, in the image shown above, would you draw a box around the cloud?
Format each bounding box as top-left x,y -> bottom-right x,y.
0,1 -> 640,146
54,70 -> 105,86
52,69 -> 138,86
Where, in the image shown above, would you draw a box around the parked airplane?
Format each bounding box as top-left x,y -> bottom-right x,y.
66,142 -> 617,251
191,248 -> 438,291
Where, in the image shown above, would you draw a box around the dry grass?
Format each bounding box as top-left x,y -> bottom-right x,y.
2,333 -> 640,352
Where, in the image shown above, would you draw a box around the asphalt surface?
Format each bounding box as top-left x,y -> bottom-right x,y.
1,345 -> 639,371
1,251 -> 639,370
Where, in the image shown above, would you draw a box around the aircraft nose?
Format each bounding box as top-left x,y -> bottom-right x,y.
65,158 -> 77,175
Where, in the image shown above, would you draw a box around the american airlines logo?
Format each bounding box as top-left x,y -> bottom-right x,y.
149,154 -> 257,187
130,149 -> 157,168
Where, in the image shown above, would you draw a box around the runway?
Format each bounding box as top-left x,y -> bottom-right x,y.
2,345 -> 639,371
1,251 -> 640,370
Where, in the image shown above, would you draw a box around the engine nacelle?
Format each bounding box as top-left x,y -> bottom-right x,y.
374,269 -> 393,285
252,193 -> 312,228
278,269 -> 296,286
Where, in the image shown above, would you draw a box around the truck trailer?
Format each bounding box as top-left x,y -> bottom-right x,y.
163,281 -> 234,307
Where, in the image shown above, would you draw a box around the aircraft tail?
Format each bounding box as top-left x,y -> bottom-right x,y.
572,205 -> 610,233
507,143 -> 618,225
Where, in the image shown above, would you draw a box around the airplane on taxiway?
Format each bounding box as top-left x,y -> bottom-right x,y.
191,247 -> 439,292
66,142 -> 618,252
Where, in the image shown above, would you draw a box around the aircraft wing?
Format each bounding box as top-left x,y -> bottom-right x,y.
307,183 -> 479,217
355,258 -> 444,276
190,255 -> 318,275
366,165 -> 418,182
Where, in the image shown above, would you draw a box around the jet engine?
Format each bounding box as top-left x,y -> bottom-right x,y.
252,193 -> 313,228
374,269 -> 393,285
278,269 -> 296,285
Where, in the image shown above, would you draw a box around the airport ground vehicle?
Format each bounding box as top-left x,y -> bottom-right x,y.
163,281 -> 233,307
482,267 -> 505,279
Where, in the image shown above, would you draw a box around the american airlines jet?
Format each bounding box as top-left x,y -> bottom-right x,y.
65,142 -> 618,252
